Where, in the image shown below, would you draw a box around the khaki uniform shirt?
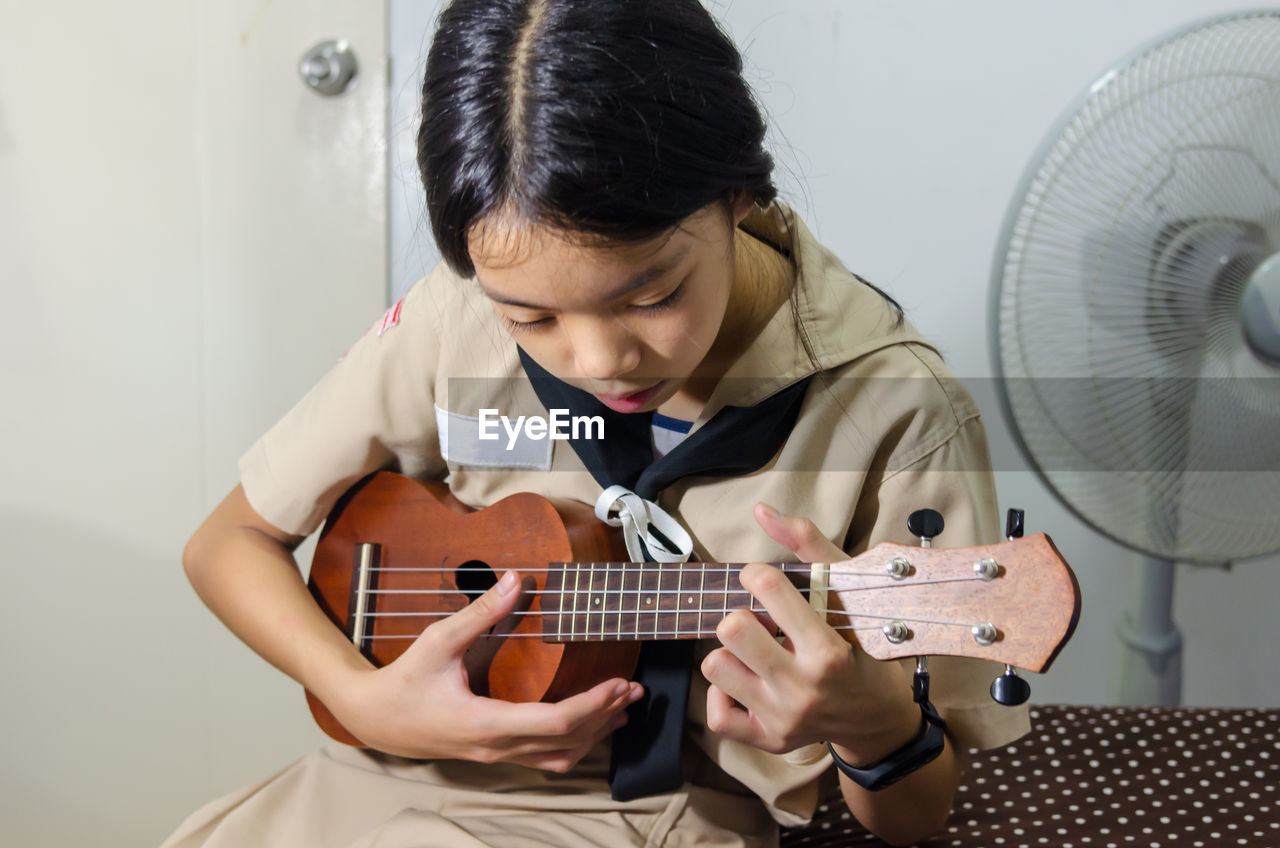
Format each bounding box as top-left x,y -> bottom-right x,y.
166,205 -> 1030,848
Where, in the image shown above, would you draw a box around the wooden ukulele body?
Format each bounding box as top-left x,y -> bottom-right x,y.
305,472 -> 636,746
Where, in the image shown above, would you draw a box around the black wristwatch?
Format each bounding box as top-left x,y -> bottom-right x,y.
827,699 -> 948,792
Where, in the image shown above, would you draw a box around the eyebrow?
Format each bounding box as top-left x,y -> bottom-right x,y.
479,248 -> 689,311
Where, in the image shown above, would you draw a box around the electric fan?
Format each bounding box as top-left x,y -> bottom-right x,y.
989,11 -> 1280,704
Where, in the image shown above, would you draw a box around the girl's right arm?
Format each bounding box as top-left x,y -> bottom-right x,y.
183,484 -> 643,771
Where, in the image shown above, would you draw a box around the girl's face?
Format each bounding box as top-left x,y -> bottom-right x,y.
469,198 -> 754,415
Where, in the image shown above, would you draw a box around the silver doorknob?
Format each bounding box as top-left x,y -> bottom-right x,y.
299,40 -> 358,96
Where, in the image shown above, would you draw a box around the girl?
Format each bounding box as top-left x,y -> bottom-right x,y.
165,1 -> 1028,845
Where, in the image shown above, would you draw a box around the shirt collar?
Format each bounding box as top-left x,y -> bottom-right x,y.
695,203 -> 929,421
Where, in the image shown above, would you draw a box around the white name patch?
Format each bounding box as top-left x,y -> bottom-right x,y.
434,405 -> 555,469
477,408 -> 604,450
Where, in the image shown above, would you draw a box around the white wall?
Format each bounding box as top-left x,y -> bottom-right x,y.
1,4 -> 210,845
1,2 -> 386,846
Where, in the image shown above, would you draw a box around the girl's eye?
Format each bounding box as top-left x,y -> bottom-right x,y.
630,284 -> 684,315
502,315 -> 552,334
500,282 -> 684,333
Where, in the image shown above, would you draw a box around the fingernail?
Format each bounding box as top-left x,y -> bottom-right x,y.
497,571 -> 518,595
758,503 -> 780,520
613,681 -> 630,699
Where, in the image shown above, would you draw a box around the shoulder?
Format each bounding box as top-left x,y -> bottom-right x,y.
393,263 -> 496,340
804,341 -> 984,476
346,262 -> 516,381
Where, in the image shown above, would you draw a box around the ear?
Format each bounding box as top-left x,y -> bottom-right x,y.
728,189 -> 757,226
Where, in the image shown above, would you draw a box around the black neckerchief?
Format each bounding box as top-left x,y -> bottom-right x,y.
517,348 -> 813,800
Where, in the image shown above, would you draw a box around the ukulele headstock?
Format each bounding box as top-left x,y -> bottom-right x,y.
827,533 -> 1080,673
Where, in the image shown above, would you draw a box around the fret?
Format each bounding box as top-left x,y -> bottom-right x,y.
612,563 -> 622,641
593,562 -> 608,641
673,564 -> 682,638
726,565 -> 753,617
630,561 -> 641,639
677,565 -> 699,637
571,563 -> 582,641
722,562 -> 730,633
698,562 -> 707,637
655,561 -> 669,639
659,562 -> 679,638
587,561 -> 596,641
667,562 -> 684,638
600,562 -> 611,641
641,562 -> 660,638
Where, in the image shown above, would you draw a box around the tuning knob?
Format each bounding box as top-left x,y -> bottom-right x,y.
991,665 -> 1031,706
1005,508 -> 1025,540
907,509 -> 945,547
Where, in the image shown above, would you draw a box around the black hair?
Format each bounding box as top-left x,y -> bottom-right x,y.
417,0 -> 776,277
417,0 -> 903,350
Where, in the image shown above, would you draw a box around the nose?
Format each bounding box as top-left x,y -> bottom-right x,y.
564,315 -> 642,381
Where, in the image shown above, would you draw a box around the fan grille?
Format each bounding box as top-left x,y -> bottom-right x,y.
993,12 -> 1280,563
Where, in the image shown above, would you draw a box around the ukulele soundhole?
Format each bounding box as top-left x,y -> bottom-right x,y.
456,559 -> 497,600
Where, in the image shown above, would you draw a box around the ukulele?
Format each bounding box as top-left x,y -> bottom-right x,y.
306,471 -> 1080,746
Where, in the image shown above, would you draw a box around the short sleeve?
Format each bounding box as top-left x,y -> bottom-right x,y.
844,411 -> 1032,751
238,272 -> 449,536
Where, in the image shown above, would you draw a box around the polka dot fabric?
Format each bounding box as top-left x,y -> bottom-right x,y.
779,705 -> 1280,848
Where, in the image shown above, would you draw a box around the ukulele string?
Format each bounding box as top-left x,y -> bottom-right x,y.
357,607 -> 980,630
367,564 -> 901,579
362,622 -> 964,640
363,575 -> 986,596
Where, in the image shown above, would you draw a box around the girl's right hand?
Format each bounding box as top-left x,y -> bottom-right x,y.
325,570 -> 645,772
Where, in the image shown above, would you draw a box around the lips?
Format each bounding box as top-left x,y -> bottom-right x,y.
594,381 -> 666,413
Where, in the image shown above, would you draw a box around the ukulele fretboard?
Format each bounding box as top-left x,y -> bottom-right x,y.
542,562 -> 805,641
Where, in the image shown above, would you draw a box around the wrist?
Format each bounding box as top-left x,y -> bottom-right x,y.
824,671 -> 926,768
829,709 -> 926,769
829,700 -> 948,792
308,643 -> 376,716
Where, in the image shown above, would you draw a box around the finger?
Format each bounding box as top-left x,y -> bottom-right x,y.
459,680 -> 636,764
754,503 -> 847,564
501,687 -> 633,761
700,643 -> 770,711
737,562 -> 836,653
510,709 -> 628,773
428,570 -> 523,657
705,681 -> 766,748
712,608 -> 790,683
489,677 -> 642,740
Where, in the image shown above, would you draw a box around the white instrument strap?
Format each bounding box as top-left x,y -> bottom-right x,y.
594,485 -> 693,563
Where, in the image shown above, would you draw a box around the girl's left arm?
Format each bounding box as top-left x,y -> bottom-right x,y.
700,505 -> 962,847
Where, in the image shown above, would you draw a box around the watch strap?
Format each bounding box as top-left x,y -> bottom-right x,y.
828,700 -> 948,791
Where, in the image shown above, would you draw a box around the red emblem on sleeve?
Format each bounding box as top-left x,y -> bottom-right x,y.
377,297 -> 405,336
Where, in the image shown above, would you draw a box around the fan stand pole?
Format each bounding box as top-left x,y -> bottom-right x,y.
1112,555 -> 1184,705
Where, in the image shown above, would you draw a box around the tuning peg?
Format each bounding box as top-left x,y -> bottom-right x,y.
990,665 -> 1031,706
907,509 -> 945,548
1005,508 -> 1025,540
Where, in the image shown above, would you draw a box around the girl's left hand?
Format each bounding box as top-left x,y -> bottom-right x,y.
700,503 -> 920,763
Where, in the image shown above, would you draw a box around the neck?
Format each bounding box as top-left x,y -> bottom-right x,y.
657,228 -> 795,420
544,560 -> 806,642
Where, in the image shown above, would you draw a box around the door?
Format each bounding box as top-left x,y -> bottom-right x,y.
0,2 -> 388,846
